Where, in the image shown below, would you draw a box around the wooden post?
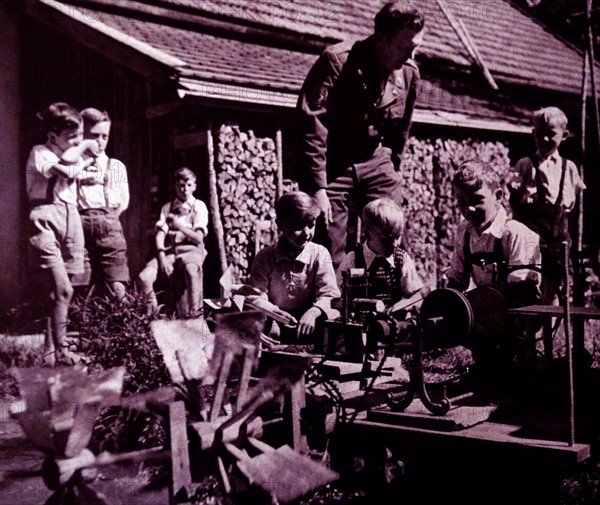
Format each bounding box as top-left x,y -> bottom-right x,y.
574,48 -> 589,351
275,128 -> 284,201
168,401 -> 193,502
207,124 -> 228,275
563,242 -> 575,447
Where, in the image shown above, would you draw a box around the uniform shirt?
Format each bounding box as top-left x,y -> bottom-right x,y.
77,152 -> 130,214
510,152 -> 585,212
156,196 -> 209,247
249,239 -> 341,316
447,207 -> 541,290
336,243 -> 423,298
297,35 -> 419,192
26,143 -> 79,205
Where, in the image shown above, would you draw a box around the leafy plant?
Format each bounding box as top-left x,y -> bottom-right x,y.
70,291 -> 171,394
69,291 -> 172,452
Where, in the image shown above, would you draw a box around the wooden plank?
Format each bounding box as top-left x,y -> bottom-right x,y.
168,401 -> 192,502
509,305 -> 600,318
367,403 -> 497,432
351,415 -> 591,465
289,377 -> 308,453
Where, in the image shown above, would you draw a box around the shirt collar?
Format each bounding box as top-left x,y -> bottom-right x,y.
174,196 -> 195,207
363,243 -> 394,268
535,150 -> 561,164
275,238 -> 312,264
467,206 -> 507,240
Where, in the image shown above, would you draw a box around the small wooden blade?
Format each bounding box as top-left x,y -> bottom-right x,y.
237,445 -> 338,503
152,319 -> 214,383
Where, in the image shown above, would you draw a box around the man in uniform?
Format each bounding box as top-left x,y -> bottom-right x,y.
296,2 -> 425,268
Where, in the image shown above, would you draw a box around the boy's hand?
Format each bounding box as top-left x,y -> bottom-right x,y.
82,139 -> 101,157
158,254 -> 173,277
269,307 -> 297,328
167,214 -> 185,231
79,164 -> 103,185
297,307 -> 321,337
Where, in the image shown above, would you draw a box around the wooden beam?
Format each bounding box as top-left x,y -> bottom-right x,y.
168,401 -> 193,501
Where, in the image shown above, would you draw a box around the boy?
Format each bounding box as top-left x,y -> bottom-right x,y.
447,160 -> 541,371
138,167 -> 208,315
336,198 -> 425,314
74,108 -> 130,299
26,102 -> 99,365
247,191 -> 340,339
509,107 -> 585,304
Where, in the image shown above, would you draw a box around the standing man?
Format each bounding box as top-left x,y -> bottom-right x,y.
296,2 -> 425,268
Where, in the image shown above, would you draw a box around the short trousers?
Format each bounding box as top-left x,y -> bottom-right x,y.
72,209 -> 130,285
141,244 -> 206,285
29,201 -> 84,275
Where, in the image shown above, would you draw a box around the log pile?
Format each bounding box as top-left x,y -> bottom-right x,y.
216,124 -> 298,281
401,137 -> 511,287
214,124 -> 510,288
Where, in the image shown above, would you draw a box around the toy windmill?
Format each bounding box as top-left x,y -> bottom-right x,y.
11,365 -> 172,505
152,312 -> 338,503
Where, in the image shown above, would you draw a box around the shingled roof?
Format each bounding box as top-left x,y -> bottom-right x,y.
12,0 -> 590,131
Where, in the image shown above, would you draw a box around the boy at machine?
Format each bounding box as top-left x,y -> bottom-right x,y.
247,191 -> 340,340
447,160 -> 541,372
336,197 -> 426,316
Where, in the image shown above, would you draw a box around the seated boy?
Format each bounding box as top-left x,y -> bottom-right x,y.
74,108 -> 130,299
138,167 -> 208,315
247,191 -> 340,340
447,160 -> 541,371
26,102 -> 99,365
336,198 -> 426,315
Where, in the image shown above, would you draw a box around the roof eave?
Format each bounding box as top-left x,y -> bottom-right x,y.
177,78 -> 530,133
9,0 -> 183,82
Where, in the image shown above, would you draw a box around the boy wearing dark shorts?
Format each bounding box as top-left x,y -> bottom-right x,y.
74,108 -> 130,298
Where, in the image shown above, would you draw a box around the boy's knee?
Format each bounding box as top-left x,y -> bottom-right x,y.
183,262 -> 201,277
138,269 -> 154,289
55,282 -> 74,303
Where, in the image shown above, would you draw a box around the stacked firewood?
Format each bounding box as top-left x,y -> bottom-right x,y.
215,124 -> 298,281
401,137 -> 511,287
214,125 -> 510,287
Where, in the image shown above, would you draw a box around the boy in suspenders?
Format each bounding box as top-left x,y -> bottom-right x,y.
336,198 -> 424,314
73,108 -> 130,298
447,161 -> 541,372
138,167 -> 208,315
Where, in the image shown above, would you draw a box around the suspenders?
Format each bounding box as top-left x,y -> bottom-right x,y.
463,230 -> 507,285
354,244 -> 407,299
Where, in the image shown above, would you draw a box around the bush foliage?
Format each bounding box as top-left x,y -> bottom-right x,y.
69,292 -> 172,451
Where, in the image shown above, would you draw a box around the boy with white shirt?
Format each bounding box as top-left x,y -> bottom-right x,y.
509,107 -> 585,302
26,102 -> 99,365
337,198 -> 424,313
75,108 -> 130,299
448,160 -> 541,373
138,167 -> 208,314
